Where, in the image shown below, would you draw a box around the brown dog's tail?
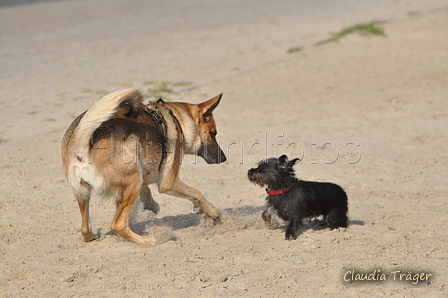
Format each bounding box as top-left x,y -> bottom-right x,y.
71,89 -> 143,163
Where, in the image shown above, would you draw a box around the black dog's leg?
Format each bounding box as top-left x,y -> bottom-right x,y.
285,218 -> 301,240
319,214 -> 329,226
326,209 -> 348,229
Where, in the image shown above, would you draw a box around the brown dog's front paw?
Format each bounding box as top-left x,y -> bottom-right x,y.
211,213 -> 221,225
210,207 -> 222,224
193,205 -> 204,214
203,211 -> 222,226
195,205 -> 221,224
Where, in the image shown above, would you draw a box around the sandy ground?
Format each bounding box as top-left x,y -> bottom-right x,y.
1,1 -> 448,297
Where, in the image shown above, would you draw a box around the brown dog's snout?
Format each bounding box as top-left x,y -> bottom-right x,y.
218,150 -> 227,163
198,142 -> 227,164
207,149 -> 227,164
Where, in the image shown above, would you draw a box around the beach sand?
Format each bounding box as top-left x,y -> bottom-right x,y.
1,1 -> 447,297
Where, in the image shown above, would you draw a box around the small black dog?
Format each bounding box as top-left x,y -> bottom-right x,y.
247,155 -> 348,240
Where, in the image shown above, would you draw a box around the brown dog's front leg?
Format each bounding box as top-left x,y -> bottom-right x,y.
139,185 -> 160,214
159,178 -> 221,223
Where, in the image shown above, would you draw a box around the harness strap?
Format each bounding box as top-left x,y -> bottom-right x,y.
143,103 -> 184,169
144,106 -> 167,165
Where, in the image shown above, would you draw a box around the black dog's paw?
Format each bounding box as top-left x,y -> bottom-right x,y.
285,232 -> 297,240
285,223 -> 300,240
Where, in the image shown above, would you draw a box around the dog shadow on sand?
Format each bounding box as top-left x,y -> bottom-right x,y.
129,205 -> 266,233
102,205 -> 266,242
294,218 -> 364,232
123,204 -> 365,241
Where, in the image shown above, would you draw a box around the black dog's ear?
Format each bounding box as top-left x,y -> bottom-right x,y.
278,155 -> 288,164
289,158 -> 299,165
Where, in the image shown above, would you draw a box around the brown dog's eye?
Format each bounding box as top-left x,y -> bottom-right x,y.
210,131 -> 217,139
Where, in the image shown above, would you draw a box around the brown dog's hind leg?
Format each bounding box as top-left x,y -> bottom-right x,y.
159,178 -> 221,224
110,183 -> 156,245
74,187 -> 95,242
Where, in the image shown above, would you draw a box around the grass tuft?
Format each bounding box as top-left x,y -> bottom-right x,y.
27,106 -> 39,115
287,46 -> 304,54
407,11 -> 419,17
143,81 -> 193,101
315,21 -> 386,46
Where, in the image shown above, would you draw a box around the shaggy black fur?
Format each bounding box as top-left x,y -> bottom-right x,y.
248,155 -> 348,240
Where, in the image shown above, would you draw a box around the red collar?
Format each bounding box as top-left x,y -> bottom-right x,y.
266,186 -> 292,196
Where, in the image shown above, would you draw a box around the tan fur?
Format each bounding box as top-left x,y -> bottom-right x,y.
70,89 -> 143,163
61,90 -> 225,245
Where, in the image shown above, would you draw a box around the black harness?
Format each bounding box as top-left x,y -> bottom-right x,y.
144,106 -> 168,163
143,104 -> 183,168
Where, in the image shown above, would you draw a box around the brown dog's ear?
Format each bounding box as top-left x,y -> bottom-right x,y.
199,93 -> 223,121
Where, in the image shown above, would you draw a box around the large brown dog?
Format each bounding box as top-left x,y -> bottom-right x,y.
61,89 -> 226,245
